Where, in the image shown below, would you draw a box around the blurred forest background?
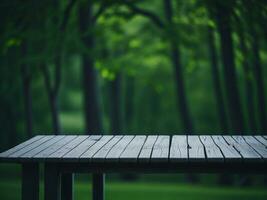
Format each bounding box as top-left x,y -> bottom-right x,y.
1,0 -> 267,199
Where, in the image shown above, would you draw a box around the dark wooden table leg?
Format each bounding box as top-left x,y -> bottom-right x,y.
92,173 -> 105,200
61,173 -> 74,200
44,163 -> 61,200
22,163 -> 39,200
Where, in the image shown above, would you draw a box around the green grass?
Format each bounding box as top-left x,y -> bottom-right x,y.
0,179 -> 266,200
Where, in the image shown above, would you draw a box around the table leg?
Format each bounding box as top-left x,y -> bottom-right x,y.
92,173 -> 105,200
44,163 -> 61,200
22,163 -> 39,200
61,173 -> 74,200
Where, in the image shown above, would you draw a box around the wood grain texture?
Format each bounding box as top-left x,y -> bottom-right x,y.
0,136 -> 44,158
151,135 -> 170,162
20,136 -> 65,158
49,136 -> 88,159
9,136 -> 55,158
187,135 -> 205,162
92,136 -> 123,162
63,136 -> 102,161
254,136 -> 267,147
106,136 -> 134,162
212,135 -> 241,162
138,135 -> 158,162
224,136 -> 261,161
80,136 -> 113,161
242,136 -> 267,159
120,135 -> 146,162
200,135 -> 224,162
34,136 -> 77,159
169,135 -> 188,162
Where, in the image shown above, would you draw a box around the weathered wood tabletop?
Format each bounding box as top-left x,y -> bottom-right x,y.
1,135 -> 267,167
1,135 -> 267,200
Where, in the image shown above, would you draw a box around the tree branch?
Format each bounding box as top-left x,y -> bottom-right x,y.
124,2 -> 165,29
60,0 -> 77,31
92,2 -> 108,23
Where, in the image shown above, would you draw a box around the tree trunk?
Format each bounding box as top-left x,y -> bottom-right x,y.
49,93 -> 61,134
21,42 -> 34,138
215,3 -> 245,133
251,33 -> 266,133
163,0 -> 194,133
237,21 -> 257,132
207,26 -> 228,133
79,0 -> 103,133
110,73 -> 122,134
124,76 -> 134,132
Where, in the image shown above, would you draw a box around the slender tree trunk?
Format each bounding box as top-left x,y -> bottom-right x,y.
124,76 -> 134,132
251,33 -> 266,133
21,42 -> 34,138
79,0 -> 102,133
41,65 -> 61,134
237,21 -> 257,132
215,3 -> 245,133
110,73 -> 122,134
207,26 -> 228,133
163,0 -> 194,133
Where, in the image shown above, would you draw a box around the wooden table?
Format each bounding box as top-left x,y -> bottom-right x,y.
1,135 -> 267,200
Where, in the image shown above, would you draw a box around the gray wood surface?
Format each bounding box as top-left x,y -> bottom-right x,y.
1,135 -> 267,165
20,136 -> 65,158
242,136 -> 267,159
106,136 -> 134,162
254,136 -> 267,147
224,136 -> 261,161
34,136 -> 77,158
187,135 -> 205,162
92,135 -> 123,162
9,136 -> 55,158
0,136 -> 44,158
212,135 -> 241,161
200,135 -> 224,162
138,135 -> 158,162
151,135 -> 170,162
169,135 -> 188,162
120,135 -> 146,162
49,136 -> 88,159
80,136 -> 113,160
63,136 -> 102,160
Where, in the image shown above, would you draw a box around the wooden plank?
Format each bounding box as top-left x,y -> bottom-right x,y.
200,135 -> 224,162
138,135 -> 158,162
188,135 -> 205,162
34,136 -> 77,159
20,136 -> 65,158
169,135 -> 188,162
63,136 -> 102,160
105,135 -> 134,162
49,136 -> 89,159
120,135 -> 146,162
212,135 -> 241,162
80,136 -> 113,160
254,136 -> 267,147
92,136 -> 123,162
9,136 -> 55,158
243,136 -> 267,158
151,135 -> 170,162
0,136 -> 44,158
224,136 -> 261,161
